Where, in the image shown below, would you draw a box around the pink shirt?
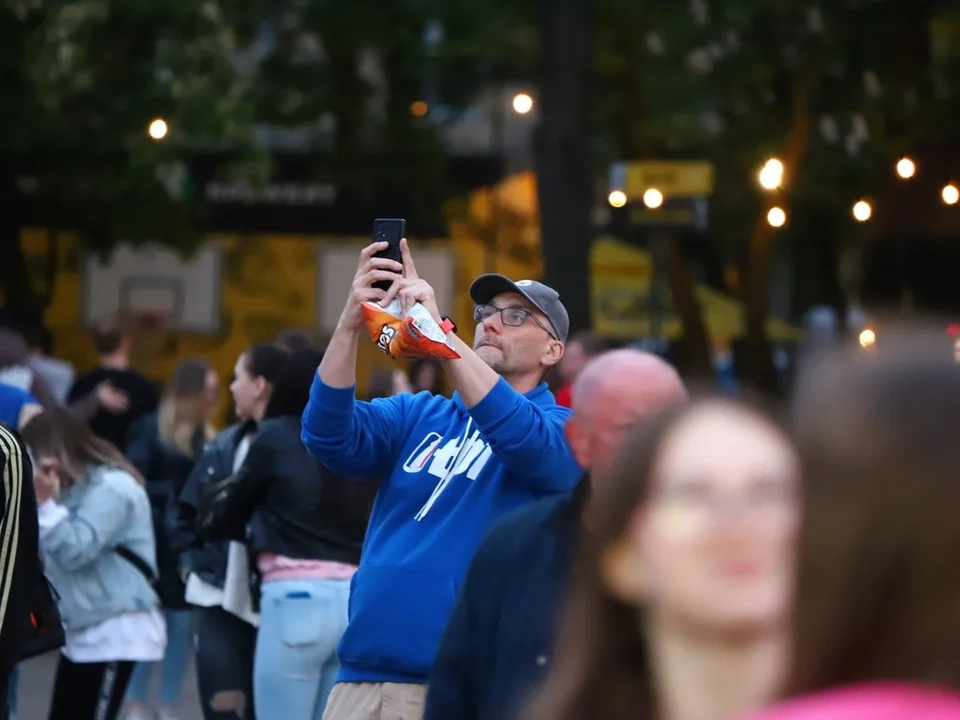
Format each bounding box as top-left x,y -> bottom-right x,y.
745,683 -> 960,720
257,553 -> 357,583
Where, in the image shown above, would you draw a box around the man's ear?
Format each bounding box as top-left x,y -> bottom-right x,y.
566,416 -> 590,469
542,339 -> 564,368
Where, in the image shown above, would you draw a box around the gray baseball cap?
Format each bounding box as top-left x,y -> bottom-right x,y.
469,273 -> 570,342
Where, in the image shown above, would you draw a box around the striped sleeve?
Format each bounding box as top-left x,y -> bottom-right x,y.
0,425 -> 24,634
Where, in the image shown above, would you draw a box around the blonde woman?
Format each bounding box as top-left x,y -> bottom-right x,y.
21,407 -> 163,720
124,359 -> 219,720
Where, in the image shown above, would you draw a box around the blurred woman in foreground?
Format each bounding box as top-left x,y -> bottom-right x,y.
526,397 -> 799,720
745,337 -> 960,720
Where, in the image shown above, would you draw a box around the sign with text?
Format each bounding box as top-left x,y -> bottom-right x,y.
610,160 -> 714,198
611,198 -> 709,232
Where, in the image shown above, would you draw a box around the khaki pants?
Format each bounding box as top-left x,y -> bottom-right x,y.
322,682 -> 428,720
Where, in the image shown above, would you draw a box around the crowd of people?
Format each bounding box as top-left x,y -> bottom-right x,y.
0,237 -> 958,720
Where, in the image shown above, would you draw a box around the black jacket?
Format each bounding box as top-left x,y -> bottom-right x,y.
171,421 -> 255,589
126,413 -> 205,609
198,416 -> 376,565
424,480 -> 586,720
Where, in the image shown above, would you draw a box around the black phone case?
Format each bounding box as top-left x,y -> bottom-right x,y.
372,218 -> 406,292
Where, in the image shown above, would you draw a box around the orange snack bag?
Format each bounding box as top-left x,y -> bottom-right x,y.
361,300 -> 460,360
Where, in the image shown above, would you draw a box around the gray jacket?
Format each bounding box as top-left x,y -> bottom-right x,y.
41,464 -> 159,631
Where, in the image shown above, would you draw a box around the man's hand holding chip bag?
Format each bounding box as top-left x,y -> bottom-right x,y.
341,238 -> 460,360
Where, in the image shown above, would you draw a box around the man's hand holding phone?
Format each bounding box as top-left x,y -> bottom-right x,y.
381,239 -> 442,324
338,241 -> 404,331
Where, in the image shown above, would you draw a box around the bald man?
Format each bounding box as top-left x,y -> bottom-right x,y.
424,350 -> 686,720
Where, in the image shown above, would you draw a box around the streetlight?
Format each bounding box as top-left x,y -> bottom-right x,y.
409,100 -> 428,117
758,158 -> 784,190
608,190 -> 627,208
148,118 -> 168,140
858,328 -> 876,348
512,93 -> 533,114
643,188 -> 664,208
767,206 -> 786,227
896,157 -> 915,179
943,183 -> 959,205
852,200 -> 872,222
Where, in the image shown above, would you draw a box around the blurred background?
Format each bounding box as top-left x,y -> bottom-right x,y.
4,0 -> 960,406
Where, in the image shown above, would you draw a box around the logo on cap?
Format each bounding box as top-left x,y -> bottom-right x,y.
516,280 -> 533,287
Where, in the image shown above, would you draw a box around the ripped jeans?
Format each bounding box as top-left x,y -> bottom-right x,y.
194,606 -> 257,720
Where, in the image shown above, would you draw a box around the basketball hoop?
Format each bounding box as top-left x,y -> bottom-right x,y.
134,310 -> 170,332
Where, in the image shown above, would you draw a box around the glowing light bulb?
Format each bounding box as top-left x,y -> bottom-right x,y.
896,157 -> 915,179
148,119 -> 168,140
512,93 -> 533,114
608,190 -> 627,208
758,158 -> 784,190
767,206 -> 786,227
643,188 -> 664,208
852,200 -> 872,222
942,183 -> 959,205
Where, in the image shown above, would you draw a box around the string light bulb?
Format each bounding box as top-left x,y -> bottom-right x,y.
896,157 -> 915,179
767,206 -> 786,227
943,184 -> 959,205
852,200 -> 872,222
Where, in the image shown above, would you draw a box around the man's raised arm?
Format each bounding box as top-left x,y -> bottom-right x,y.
301,241 -> 412,478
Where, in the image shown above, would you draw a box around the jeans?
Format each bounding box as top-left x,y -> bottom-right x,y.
194,606 -> 257,720
126,609 -> 193,708
254,578 -> 350,720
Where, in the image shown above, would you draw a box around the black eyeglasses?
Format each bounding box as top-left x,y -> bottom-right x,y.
473,304 -> 557,340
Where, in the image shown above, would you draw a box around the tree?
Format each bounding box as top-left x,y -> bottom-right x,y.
600,0 -> 960,390
535,0 -> 593,335
0,0 -> 260,329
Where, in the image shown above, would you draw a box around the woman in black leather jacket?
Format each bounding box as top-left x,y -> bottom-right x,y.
171,344 -> 288,720
124,358 -> 218,720
198,348 -> 377,720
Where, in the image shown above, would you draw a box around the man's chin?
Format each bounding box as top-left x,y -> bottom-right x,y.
475,344 -> 503,369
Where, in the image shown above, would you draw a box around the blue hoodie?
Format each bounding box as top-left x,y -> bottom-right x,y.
302,374 -> 581,684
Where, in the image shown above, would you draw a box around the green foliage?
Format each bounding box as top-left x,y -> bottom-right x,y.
0,0 -> 260,255
591,0 -> 960,257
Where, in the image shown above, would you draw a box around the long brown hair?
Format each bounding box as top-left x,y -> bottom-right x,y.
158,358 -> 216,457
523,400 -> 693,720
525,394 -> 786,720
782,333 -> 960,695
21,407 -> 144,488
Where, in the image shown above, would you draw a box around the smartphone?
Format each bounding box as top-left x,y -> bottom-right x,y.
372,218 -> 406,292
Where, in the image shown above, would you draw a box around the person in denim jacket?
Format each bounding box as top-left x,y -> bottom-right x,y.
22,407 -> 163,720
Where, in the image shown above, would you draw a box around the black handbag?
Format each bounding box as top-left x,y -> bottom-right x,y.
17,558 -> 65,661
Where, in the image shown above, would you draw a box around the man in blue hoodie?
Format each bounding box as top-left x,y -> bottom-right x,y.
302,239 -> 582,720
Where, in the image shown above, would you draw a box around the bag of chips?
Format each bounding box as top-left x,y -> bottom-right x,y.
361,299 -> 460,360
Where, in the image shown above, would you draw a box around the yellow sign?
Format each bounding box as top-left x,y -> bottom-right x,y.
589,236 -> 802,340
628,206 -> 697,225
615,160 -> 714,198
